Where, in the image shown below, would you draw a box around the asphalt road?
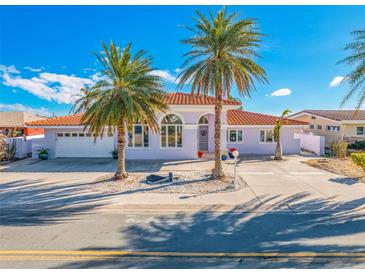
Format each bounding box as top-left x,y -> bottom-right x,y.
1,209 -> 365,268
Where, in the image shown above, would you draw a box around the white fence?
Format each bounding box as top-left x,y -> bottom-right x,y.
294,133 -> 325,156
4,136 -> 44,159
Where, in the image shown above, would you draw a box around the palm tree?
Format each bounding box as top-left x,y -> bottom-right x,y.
273,109 -> 292,161
178,8 -> 267,177
338,29 -> 365,111
73,41 -> 167,179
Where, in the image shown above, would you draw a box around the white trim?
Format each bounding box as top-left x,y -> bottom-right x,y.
184,124 -> 199,129
126,124 -> 150,149
196,112 -> 215,124
342,120 -> 365,124
259,129 -> 275,144
160,124 -> 183,149
158,112 -> 185,125
226,129 -> 244,144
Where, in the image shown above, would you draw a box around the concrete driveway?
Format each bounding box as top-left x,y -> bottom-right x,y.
0,155 -> 364,213
1,156 -> 365,268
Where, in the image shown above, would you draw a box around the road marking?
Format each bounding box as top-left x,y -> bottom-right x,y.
240,172 -> 275,175
289,172 -> 326,175
1,250 -> 365,260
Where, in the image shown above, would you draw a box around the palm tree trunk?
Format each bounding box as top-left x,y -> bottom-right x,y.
115,116 -> 128,179
274,140 -> 283,160
213,85 -> 224,178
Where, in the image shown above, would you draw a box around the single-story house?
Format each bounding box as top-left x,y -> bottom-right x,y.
0,111 -> 47,137
290,110 -> 365,147
27,92 -> 308,159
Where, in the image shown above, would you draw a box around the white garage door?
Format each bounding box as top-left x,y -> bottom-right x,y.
55,132 -> 114,157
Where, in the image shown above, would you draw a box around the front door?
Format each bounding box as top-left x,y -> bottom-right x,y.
199,125 -> 209,151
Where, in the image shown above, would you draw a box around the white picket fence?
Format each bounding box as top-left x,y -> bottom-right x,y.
294,133 -> 325,156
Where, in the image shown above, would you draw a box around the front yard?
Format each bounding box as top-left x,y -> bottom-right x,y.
304,157 -> 365,183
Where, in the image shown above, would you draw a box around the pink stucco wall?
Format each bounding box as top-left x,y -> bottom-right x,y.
36,108 -> 302,159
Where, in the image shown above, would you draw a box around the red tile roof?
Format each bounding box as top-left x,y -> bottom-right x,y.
227,110 -> 308,126
27,110 -> 308,127
165,92 -> 241,105
27,113 -> 83,126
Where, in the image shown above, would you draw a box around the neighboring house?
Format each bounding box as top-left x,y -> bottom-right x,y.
27,92 -> 308,159
0,111 -> 47,137
290,110 -> 365,147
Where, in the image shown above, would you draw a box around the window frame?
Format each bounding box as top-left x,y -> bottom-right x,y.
357,126 -> 365,136
327,125 -> 340,132
160,114 -> 183,149
259,129 -> 275,144
227,129 -> 244,144
127,124 -> 150,149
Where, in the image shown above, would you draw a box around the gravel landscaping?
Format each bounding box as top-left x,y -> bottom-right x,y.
93,171 -> 246,194
304,158 -> 365,183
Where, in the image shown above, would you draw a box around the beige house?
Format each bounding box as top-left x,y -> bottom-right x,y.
290,110 -> 365,147
0,111 -> 48,136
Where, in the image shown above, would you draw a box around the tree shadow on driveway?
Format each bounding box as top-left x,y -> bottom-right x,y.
0,178 -> 122,226
58,193 -> 365,268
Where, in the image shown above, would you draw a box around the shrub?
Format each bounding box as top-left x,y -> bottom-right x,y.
331,142 -> 348,158
350,152 -> 365,172
348,140 -> 365,150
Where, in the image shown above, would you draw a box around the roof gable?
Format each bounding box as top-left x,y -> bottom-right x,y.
290,110 -> 365,121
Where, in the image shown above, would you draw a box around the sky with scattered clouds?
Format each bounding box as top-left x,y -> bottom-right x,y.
0,5 -> 364,116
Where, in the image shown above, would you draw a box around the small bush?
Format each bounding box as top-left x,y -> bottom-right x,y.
348,140 -> 365,150
350,152 -> 365,172
331,142 -> 348,158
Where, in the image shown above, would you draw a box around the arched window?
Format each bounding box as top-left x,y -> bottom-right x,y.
161,114 -> 183,148
198,115 -> 208,124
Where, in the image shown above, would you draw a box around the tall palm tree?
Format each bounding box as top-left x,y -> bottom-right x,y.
73,41 -> 167,179
338,29 -> 365,111
178,8 -> 267,177
273,109 -> 292,160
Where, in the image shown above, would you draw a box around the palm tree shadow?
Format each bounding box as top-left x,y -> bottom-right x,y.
0,178 -> 121,226
59,193 -> 365,268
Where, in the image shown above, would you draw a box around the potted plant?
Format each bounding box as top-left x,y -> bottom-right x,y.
197,150 -> 204,158
38,148 -> 49,160
112,149 -> 118,159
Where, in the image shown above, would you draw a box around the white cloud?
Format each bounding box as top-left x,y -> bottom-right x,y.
83,68 -> 96,73
0,64 -> 20,74
2,72 -> 95,104
90,72 -> 105,82
24,66 -> 43,72
0,103 -> 52,116
270,88 -> 292,97
329,76 -> 345,87
149,70 -> 177,83
174,68 -> 182,73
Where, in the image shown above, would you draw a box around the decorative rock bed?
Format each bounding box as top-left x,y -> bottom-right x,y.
93,171 -> 246,194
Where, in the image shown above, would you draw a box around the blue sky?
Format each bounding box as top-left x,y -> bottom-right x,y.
0,5 -> 364,117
